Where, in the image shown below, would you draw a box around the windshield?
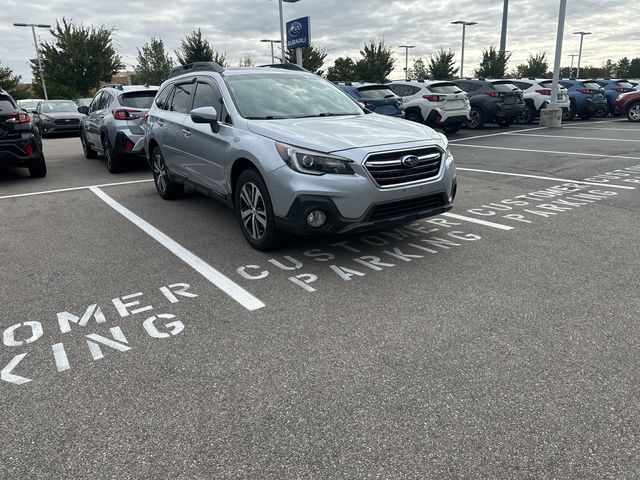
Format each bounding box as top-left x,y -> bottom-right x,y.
581,82 -> 602,90
19,100 -> 40,109
0,96 -> 17,111
355,86 -> 396,100
429,83 -> 463,94
120,91 -> 158,108
224,73 -> 362,119
615,81 -> 634,89
40,101 -> 78,113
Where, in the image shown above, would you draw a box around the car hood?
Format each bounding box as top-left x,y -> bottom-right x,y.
246,114 -> 442,154
40,112 -> 84,119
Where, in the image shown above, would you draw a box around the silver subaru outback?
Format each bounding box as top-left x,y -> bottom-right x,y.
144,63 -> 457,250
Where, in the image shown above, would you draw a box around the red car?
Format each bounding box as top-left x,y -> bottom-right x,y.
615,90 -> 640,122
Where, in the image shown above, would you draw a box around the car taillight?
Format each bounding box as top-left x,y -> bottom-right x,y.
613,87 -> 627,93
360,100 -> 374,108
113,109 -> 142,120
577,89 -> 592,94
486,90 -> 502,98
7,111 -> 30,124
535,89 -> 551,96
424,94 -> 445,102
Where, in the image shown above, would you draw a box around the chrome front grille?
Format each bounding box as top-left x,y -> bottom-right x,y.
364,147 -> 442,188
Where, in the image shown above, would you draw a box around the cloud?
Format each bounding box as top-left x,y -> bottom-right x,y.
0,0 -> 636,84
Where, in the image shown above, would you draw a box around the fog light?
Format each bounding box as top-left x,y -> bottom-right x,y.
306,210 -> 327,228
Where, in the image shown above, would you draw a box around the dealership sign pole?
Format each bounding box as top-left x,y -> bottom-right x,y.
286,16 -> 311,68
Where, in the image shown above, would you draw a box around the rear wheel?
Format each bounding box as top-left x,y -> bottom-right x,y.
441,123 -> 462,134
562,108 -> 571,121
81,130 -> 98,159
404,111 -> 423,123
567,103 -> 576,120
627,102 -> 640,122
519,104 -> 536,124
152,147 -> 183,200
28,155 -> 47,178
103,136 -> 124,173
466,107 -> 484,129
235,169 -> 280,251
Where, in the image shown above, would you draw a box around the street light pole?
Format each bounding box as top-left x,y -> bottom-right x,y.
278,0 -> 301,64
573,31 -> 591,78
568,54 -> 578,77
14,23 -> 51,100
499,0 -> 509,54
398,45 -> 415,80
261,39 -> 282,64
451,21 -> 477,79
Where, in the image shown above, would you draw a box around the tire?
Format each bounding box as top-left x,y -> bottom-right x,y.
103,136 -> 124,173
81,130 -> 98,159
567,103 -> 577,120
441,123 -> 462,134
405,111 -> 423,123
519,104 -> 536,124
151,147 -> 184,200
466,107 -> 484,129
496,118 -> 512,127
561,108 -> 571,121
627,102 -> 640,122
235,169 -> 280,251
28,155 -> 47,178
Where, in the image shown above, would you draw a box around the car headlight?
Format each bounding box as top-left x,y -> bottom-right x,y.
275,142 -> 354,175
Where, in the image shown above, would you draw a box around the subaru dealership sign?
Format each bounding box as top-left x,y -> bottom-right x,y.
286,16 -> 311,49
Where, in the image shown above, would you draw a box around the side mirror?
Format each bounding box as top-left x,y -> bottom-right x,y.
78,106 -> 89,115
190,106 -> 219,132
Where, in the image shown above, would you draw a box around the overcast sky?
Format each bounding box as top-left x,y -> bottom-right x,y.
1,0 -> 636,83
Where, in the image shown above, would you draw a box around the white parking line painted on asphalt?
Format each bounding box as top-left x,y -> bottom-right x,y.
449,126 -> 547,143
451,144 -> 640,161
457,167 -> 636,189
506,133 -> 640,143
90,186 -> 265,312
563,126 -> 639,131
441,212 -> 514,230
0,179 -> 154,201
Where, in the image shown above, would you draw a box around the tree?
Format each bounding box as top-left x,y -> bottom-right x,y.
131,38 -> 173,85
427,49 -> 458,79
475,46 -> 511,78
239,55 -> 255,67
629,58 -> 640,78
0,61 -> 30,99
285,45 -> 328,75
326,57 -> 358,82
175,29 -> 227,67
407,58 -> 428,80
513,53 -> 549,78
354,39 -> 395,83
617,57 -> 631,78
31,19 -> 123,98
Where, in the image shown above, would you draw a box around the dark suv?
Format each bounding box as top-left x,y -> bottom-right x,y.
0,88 -> 46,178
453,79 -> 525,129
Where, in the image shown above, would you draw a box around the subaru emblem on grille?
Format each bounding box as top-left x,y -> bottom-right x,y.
401,155 -> 419,168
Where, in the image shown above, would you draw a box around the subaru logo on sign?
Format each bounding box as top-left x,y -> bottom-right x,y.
289,22 -> 302,37
401,155 -> 419,168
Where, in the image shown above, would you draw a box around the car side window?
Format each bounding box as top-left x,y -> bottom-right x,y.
455,82 -> 471,92
387,84 -> 404,96
155,84 -> 174,110
512,81 -> 529,90
89,93 -> 103,113
101,93 -> 113,110
406,86 -> 421,96
170,83 -> 195,114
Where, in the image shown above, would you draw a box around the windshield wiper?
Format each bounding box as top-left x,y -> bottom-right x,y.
316,112 -> 358,117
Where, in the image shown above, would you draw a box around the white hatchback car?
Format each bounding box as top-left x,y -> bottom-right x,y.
388,81 -> 470,133
509,78 -> 571,123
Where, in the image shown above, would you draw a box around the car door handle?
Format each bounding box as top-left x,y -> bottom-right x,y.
182,128 -> 191,137
157,120 -> 165,127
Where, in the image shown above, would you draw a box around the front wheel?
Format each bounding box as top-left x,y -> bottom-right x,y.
235,169 -> 280,251
466,107 -> 484,130
81,130 -> 98,159
627,102 -> 640,122
441,123 -> 462,134
152,147 -> 184,200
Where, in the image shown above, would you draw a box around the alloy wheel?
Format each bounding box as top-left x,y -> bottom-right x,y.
468,110 -> 480,128
239,182 -> 267,240
629,104 -> 640,121
153,153 -> 168,193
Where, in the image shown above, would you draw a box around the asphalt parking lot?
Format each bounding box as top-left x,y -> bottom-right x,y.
2,119 -> 640,479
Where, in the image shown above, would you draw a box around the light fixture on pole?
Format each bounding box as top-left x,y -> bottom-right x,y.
573,31 -> 591,78
277,0 -> 301,64
451,20 -> 477,79
260,39 -> 282,64
13,22 -> 51,100
398,45 -> 415,81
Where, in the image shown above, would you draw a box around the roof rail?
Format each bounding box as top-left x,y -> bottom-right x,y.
259,63 -> 309,72
103,84 -> 124,90
169,62 -> 225,79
